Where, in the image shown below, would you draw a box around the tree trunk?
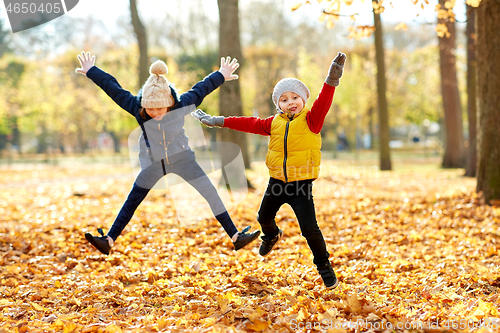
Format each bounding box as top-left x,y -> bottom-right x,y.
438,0 -> 464,168
465,4 -> 477,177
10,116 -> 21,154
217,0 -> 251,174
367,106 -> 374,149
0,16 -> 11,58
109,131 -> 121,154
77,127 -> 86,154
130,0 -> 149,89
373,1 -> 392,171
476,1 -> 500,205
37,122 -> 48,154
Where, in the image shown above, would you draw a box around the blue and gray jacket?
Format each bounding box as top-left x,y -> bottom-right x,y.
86,66 -> 225,170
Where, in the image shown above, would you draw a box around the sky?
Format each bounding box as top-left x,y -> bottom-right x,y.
0,0 -> 467,36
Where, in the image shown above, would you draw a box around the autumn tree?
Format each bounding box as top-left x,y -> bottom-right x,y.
475,1 -> 500,204
16,62 -> 62,155
0,15 -> 12,152
465,3 -> 477,177
372,0 -> 392,170
437,0 -> 464,169
299,1 -> 498,199
130,0 -> 149,90
304,0 -> 393,170
0,14 -> 11,58
330,50 -> 375,153
245,46 -> 296,118
388,45 -> 441,126
217,0 -> 251,173
124,0 -> 148,153
0,58 -> 25,154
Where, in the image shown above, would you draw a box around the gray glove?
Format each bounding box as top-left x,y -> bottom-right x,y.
191,109 -> 224,128
325,52 -> 346,87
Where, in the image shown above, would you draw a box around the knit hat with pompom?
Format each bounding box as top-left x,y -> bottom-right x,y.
141,60 -> 174,109
272,78 -> 310,111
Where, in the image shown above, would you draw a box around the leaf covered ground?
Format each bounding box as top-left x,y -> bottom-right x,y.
0,159 -> 499,332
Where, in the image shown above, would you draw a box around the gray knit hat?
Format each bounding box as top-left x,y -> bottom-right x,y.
272,78 -> 310,110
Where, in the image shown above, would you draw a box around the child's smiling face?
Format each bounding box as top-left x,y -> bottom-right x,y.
278,91 -> 305,115
146,107 -> 170,120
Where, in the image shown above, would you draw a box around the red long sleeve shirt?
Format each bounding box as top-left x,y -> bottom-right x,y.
224,83 -> 336,134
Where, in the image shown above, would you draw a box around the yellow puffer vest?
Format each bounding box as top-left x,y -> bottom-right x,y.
265,108 -> 322,182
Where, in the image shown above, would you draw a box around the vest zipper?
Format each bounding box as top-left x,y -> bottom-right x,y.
283,121 -> 290,183
159,123 -> 169,165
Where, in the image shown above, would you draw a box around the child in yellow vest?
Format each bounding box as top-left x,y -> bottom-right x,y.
192,52 -> 346,289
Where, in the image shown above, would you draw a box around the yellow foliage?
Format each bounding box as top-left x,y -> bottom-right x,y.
310,0 -> 462,38
394,22 -> 408,31
435,23 -> 450,38
466,0 -> 481,6
246,319 -> 270,331
290,1 -> 303,11
0,163 -> 498,332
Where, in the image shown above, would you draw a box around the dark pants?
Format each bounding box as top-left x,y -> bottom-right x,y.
108,155 -> 237,240
257,178 -> 330,266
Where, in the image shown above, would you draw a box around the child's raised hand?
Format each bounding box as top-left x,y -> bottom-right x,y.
218,56 -> 239,81
325,52 -> 346,87
191,109 -> 225,128
76,51 -> 96,75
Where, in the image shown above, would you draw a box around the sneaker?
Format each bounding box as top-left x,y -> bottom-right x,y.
233,226 -> 261,251
316,261 -> 339,289
85,228 -> 112,255
259,228 -> 283,256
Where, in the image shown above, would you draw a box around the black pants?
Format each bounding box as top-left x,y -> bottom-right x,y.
257,178 -> 330,266
107,154 -> 237,240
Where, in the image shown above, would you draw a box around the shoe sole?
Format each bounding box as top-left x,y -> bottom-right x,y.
326,279 -> 339,289
259,229 -> 283,257
234,231 -> 261,251
85,233 -> 110,255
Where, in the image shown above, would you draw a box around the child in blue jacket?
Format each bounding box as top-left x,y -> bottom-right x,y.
76,51 -> 259,255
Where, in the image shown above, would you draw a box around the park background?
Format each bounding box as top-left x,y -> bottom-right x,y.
0,0 -> 499,332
